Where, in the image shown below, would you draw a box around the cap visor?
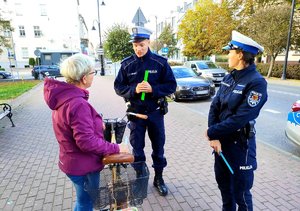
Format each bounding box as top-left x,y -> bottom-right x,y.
222,45 -> 231,51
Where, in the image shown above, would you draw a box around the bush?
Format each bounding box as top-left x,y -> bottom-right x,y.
29,58 -> 35,67
168,61 -> 183,66
0,68 -> 5,71
217,62 -> 300,80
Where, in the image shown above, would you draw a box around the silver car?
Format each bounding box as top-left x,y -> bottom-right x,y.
184,60 -> 227,85
285,100 -> 300,146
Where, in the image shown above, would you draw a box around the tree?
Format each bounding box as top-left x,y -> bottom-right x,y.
178,0 -> 237,59
243,3 -> 293,78
103,24 -> 134,62
0,13 -> 13,54
157,23 -> 178,57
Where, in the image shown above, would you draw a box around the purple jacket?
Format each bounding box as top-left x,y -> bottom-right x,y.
44,78 -> 119,176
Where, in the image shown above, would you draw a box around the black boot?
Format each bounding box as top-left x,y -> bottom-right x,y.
153,170 -> 168,196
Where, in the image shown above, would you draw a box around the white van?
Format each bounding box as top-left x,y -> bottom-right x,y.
184,60 -> 227,85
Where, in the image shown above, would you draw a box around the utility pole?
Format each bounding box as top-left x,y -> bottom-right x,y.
282,0 -> 296,80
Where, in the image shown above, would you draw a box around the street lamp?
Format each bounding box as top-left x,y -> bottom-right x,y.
92,0 -> 105,76
282,0 -> 296,80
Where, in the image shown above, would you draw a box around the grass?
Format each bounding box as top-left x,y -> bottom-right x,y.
0,80 -> 41,100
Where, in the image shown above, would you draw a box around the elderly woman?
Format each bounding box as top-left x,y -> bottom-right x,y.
206,31 -> 268,211
44,53 -> 128,211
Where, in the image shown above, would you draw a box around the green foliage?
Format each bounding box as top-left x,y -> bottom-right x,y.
227,0 -> 284,19
158,24 -> 178,57
29,58 -> 36,67
256,63 -> 300,79
178,0 -> 237,58
168,61 -> 183,66
103,24 -> 134,62
243,4 -> 291,58
0,80 -> 40,100
218,62 -> 300,80
242,3 -> 293,77
0,13 -> 13,54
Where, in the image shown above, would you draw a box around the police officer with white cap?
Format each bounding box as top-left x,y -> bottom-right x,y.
114,26 -> 177,196
206,30 -> 268,211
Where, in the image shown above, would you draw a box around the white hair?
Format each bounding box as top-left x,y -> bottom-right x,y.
60,53 -> 95,83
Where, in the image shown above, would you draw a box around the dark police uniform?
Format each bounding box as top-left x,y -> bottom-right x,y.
207,31 -> 268,211
114,49 -> 176,167
114,26 -> 176,196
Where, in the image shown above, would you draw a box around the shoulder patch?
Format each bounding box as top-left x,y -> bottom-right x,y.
247,91 -> 262,107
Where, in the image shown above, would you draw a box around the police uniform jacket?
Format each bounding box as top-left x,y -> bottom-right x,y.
114,49 -> 177,113
207,63 -> 268,143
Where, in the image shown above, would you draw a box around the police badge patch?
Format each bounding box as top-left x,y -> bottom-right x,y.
248,91 -> 262,107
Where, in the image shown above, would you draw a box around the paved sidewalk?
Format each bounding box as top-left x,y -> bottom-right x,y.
0,76 -> 299,211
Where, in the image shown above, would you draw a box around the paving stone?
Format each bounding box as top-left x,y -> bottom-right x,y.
0,77 -> 299,210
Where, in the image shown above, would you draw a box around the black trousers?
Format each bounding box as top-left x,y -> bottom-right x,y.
128,110 -> 167,171
214,140 -> 256,211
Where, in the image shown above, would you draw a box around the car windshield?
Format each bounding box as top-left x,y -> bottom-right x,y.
172,67 -> 196,79
196,61 -> 218,69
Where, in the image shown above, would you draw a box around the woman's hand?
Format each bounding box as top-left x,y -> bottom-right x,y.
118,143 -> 130,154
210,140 -> 222,154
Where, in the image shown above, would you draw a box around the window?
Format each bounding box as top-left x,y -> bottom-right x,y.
34,26 -> 42,37
171,17 -> 175,28
15,3 -> 23,16
19,26 -> 25,37
45,54 -> 52,61
40,4 -> 47,16
61,54 -> 69,60
4,30 -> 11,37
21,47 -> 29,59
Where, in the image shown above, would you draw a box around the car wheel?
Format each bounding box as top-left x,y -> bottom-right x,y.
38,73 -> 44,80
33,72 -> 39,80
170,93 -> 178,102
0,75 -> 4,79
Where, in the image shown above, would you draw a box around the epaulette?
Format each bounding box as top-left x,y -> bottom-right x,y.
121,55 -> 134,64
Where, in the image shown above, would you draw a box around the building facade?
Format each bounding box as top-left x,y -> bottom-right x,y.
0,0 -> 87,68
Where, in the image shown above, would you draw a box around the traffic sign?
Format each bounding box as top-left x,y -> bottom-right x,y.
34,49 -> 41,57
97,48 -> 104,55
162,47 -> 169,54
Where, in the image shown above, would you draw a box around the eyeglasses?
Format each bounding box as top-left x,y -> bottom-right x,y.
88,71 -> 97,76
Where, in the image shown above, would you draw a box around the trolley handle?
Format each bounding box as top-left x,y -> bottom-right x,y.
102,153 -> 134,165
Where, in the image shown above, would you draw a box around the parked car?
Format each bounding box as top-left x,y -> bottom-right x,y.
184,60 -> 227,85
285,100 -> 300,146
170,66 -> 215,101
0,70 -> 12,79
31,65 -> 61,80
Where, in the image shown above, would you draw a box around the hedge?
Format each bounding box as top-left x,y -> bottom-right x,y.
217,63 -> 300,80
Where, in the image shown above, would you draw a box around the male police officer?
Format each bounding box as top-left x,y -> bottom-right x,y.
114,26 -> 176,196
206,31 -> 268,211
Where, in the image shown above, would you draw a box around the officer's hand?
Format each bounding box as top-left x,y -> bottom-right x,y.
141,81 -> 152,93
135,82 -> 152,93
118,143 -> 130,154
135,82 -> 143,94
210,140 -> 222,154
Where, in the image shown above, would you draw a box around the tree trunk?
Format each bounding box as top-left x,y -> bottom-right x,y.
266,56 -> 275,78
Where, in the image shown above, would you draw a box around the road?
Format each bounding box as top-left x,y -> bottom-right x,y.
176,83 -> 300,158
2,70 -> 300,157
